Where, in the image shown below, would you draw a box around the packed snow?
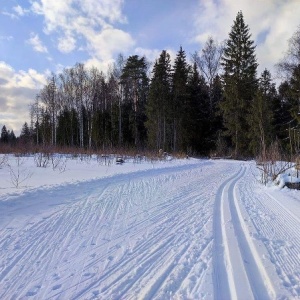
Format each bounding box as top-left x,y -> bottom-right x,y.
0,154 -> 300,299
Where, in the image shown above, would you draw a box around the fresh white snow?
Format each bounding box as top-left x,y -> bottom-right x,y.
0,154 -> 299,299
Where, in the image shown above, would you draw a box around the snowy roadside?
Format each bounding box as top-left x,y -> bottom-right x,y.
0,154 -> 200,199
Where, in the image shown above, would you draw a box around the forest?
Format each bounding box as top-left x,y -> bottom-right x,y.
1,11 -> 300,159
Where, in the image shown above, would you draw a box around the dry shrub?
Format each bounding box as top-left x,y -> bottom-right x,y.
256,141 -> 293,185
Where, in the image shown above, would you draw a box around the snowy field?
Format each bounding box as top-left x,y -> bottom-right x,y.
0,154 -> 300,299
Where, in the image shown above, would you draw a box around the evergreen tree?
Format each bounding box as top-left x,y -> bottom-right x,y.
289,65 -> 300,124
273,82 -> 293,147
171,46 -> 190,152
120,55 -> 149,148
146,50 -> 172,151
0,125 -> 9,143
39,109 -> 52,145
186,63 -> 210,154
8,130 -> 16,144
210,75 -> 224,141
19,122 -> 32,144
285,65 -> 300,154
220,11 -> 258,157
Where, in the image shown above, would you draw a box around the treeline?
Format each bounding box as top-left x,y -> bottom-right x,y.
2,11 -> 300,158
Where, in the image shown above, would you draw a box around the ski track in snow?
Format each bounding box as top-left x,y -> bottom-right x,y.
213,165 -> 277,300
240,166 -> 300,298
0,159 -> 299,299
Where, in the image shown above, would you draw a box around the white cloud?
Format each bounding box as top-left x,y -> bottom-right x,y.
134,47 -> 177,65
30,0 -> 134,65
0,36 -> 13,41
2,5 -> 29,19
13,5 -> 27,16
192,0 -> 300,77
84,57 -> 115,75
1,11 -> 17,19
80,0 -> 126,24
85,27 -> 135,60
27,33 -> 48,53
0,62 -> 47,134
134,48 -> 162,63
31,1 -> 75,33
57,35 -> 76,53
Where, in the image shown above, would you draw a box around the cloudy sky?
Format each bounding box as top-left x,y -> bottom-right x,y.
1,0 -> 300,135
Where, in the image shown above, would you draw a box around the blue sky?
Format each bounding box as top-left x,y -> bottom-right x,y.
1,0 -> 300,135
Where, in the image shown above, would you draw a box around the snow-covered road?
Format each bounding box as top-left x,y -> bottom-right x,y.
0,159 -> 299,299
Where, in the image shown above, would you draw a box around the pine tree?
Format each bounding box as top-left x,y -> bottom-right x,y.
146,50 -> 172,151
220,11 -> 258,157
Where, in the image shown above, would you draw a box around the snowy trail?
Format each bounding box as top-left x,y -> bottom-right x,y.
0,159 -> 299,299
240,167 -> 300,298
213,165 -> 275,300
0,161 -> 236,299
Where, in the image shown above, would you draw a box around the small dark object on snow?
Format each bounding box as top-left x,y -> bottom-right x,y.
285,182 -> 300,190
116,157 -> 124,164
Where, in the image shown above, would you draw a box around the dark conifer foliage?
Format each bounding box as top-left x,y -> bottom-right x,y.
146,50 -> 172,151
1,125 -> 9,143
0,125 -> 16,146
19,122 -> 32,145
220,11 -> 258,157
22,11 -> 300,158
120,55 -> 149,148
279,66 -> 300,153
171,46 -> 190,152
248,69 -> 276,155
185,63 -> 210,154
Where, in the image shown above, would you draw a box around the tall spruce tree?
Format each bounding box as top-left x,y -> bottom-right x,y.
0,125 -> 9,143
20,122 -> 32,145
120,55 -> 149,148
186,63 -> 210,154
220,11 -> 258,157
286,65 -> 300,154
171,46 -> 190,152
146,50 -> 172,151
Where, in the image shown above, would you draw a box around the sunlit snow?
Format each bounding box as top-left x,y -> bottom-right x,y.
0,154 -> 299,299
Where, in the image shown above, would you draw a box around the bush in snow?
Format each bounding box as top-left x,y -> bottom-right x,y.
256,141 -> 293,185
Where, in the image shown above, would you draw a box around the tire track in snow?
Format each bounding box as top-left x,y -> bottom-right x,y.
213,165 -> 275,300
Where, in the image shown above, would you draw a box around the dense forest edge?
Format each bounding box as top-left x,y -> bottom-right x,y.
1,11 -> 300,162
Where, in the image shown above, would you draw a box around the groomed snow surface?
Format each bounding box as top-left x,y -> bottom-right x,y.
0,154 -> 299,299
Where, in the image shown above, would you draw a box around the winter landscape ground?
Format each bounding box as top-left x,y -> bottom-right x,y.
0,154 -> 300,299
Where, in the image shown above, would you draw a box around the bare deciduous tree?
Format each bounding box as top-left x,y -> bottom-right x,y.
256,141 -> 293,185
8,156 -> 32,188
276,25 -> 300,79
193,37 -> 224,87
